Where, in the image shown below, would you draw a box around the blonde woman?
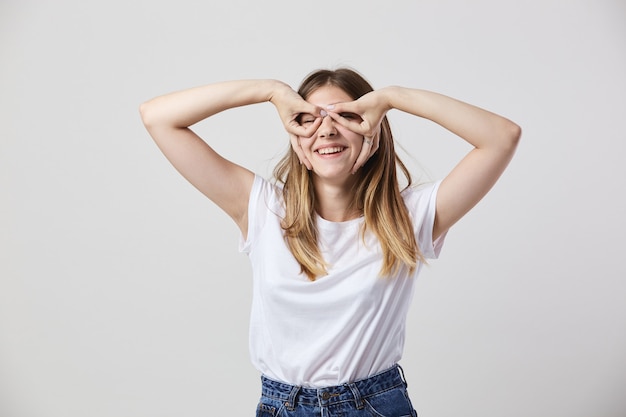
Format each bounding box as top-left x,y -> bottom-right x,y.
140,68 -> 521,417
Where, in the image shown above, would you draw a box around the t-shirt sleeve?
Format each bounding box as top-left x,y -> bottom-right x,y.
402,180 -> 447,259
239,174 -> 265,254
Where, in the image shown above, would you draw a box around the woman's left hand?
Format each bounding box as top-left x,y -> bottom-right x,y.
326,89 -> 390,173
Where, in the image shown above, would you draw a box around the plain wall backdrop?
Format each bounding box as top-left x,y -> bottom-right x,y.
1,0 -> 625,416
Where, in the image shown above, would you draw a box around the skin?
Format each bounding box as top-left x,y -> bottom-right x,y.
139,79 -> 521,242
327,86 -> 521,239
295,85 -> 374,222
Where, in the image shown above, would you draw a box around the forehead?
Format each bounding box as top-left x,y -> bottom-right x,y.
306,85 -> 353,106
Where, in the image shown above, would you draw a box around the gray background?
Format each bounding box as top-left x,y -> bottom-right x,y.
1,0 -> 625,416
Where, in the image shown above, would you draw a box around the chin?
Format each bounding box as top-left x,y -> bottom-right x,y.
312,170 -> 355,184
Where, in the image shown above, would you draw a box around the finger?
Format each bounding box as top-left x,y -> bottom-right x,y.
302,103 -> 324,116
289,134 -> 312,170
326,111 -> 369,135
290,134 -> 311,170
327,102 -> 359,114
300,104 -> 325,120
369,131 -> 380,157
352,136 -> 374,174
287,116 -> 322,138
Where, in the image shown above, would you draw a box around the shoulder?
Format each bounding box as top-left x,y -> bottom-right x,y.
401,180 -> 441,209
241,175 -> 285,252
249,175 -> 285,216
402,180 -> 447,258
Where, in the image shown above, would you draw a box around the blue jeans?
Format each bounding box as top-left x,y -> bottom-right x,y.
256,365 -> 417,417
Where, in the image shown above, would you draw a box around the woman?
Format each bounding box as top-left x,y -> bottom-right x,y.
140,68 -> 521,416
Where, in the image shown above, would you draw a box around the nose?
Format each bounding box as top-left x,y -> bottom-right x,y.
317,114 -> 337,138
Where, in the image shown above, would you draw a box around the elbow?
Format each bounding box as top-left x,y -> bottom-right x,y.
510,121 -> 522,143
139,98 -> 168,131
139,100 -> 156,129
502,120 -> 522,151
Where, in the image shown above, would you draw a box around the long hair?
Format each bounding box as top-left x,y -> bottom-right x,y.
273,68 -> 424,280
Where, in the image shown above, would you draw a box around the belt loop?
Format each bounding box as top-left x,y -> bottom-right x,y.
397,364 -> 408,388
285,385 -> 300,411
347,383 -> 364,410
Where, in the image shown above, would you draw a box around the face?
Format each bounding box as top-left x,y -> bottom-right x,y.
298,85 -> 364,186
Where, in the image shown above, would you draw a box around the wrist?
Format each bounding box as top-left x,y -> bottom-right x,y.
382,86 -> 428,116
378,86 -> 399,112
267,80 -> 293,104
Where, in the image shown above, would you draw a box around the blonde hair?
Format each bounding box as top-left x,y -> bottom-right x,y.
273,68 -> 425,280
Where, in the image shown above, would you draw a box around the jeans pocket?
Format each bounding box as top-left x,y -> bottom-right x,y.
256,397 -> 286,417
363,387 -> 417,417
257,403 -> 276,417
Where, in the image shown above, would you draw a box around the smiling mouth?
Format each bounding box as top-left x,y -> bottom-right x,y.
316,146 -> 346,155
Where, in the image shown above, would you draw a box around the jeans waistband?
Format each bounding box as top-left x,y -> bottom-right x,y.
260,365 -> 407,410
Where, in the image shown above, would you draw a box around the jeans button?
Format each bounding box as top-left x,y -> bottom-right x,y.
321,392 -> 331,400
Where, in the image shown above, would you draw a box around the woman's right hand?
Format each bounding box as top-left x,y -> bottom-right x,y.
269,82 -> 322,138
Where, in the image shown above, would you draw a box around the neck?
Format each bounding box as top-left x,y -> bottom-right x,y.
313,179 -> 361,222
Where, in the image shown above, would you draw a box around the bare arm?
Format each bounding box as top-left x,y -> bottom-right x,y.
139,79 -> 322,237
328,86 -> 522,240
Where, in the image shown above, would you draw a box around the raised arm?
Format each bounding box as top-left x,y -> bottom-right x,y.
139,80 -> 322,236
328,86 -> 521,240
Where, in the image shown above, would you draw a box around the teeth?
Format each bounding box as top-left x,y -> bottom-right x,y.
317,147 -> 344,155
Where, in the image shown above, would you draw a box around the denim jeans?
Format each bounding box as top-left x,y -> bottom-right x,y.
256,365 -> 418,417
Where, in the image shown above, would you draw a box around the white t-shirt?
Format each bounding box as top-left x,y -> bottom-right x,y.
240,175 -> 445,388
